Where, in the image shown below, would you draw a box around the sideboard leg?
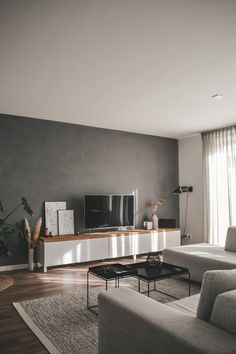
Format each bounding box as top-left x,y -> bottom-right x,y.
43,266 -> 47,273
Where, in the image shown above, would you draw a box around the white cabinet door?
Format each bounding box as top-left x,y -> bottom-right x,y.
80,238 -> 109,262
156,232 -> 165,251
133,231 -> 164,254
108,235 -> 133,258
132,233 -> 151,254
45,238 -> 108,266
162,230 -> 181,249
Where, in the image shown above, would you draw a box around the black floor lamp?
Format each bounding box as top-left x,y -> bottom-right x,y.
173,186 -> 193,243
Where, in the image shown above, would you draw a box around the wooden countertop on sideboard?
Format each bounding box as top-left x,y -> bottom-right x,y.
39,228 -> 181,242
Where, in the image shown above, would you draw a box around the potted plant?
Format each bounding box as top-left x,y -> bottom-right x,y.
0,198 -> 33,258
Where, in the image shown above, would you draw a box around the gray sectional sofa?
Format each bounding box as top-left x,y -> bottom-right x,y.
163,226 -> 236,282
98,269 -> 236,354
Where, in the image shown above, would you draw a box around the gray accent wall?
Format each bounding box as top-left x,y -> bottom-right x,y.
0,114 -> 179,266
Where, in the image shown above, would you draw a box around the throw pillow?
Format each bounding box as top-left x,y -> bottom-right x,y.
224,226 -> 236,252
196,269 -> 236,322
210,289 -> 236,335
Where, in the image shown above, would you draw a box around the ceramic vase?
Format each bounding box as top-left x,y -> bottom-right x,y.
152,214 -> 158,230
28,248 -> 34,271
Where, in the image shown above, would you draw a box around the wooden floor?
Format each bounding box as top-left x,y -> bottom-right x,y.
0,257 -> 144,354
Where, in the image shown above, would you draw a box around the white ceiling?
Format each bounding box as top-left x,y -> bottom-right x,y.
0,0 -> 236,139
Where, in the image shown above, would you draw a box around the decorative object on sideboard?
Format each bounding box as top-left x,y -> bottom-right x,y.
146,198 -> 167,230
58,210 -> 75,235
44,228 -> 53,237
44,201 -> 67,235
23,217 -> 42,271
146,252 -> 162,268
0,197 -> 33,258
143,221 -> 153,230
158,219 -> 176,229
173,185 -> 193,243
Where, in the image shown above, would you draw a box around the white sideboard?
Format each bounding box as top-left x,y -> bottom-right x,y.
38,229 -> 180,272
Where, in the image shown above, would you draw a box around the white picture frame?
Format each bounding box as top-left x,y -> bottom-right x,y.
58,209 -> 75,235
44,201 -> 67,235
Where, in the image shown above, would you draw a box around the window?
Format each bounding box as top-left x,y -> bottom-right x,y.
202,126 -> 236,245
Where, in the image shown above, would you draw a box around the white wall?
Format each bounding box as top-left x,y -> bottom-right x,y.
178,135 -> 204,243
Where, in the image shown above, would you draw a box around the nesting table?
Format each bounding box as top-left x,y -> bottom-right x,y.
87,261 -> 190,315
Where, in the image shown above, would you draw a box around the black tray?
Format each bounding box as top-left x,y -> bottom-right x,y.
89,263 -> 137,279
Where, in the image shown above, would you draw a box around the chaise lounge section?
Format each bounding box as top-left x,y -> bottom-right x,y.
98,269 -> 236,354
163,227 -> 236,282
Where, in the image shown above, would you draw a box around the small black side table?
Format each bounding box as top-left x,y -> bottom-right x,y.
130,261 -> 191,298
87,263 -> 137,315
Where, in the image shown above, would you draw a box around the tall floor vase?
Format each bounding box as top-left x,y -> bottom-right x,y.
28,248 -> 34,271
152,214 -> 158,230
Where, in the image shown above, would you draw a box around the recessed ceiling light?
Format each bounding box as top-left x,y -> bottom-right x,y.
212,94 -> 223,100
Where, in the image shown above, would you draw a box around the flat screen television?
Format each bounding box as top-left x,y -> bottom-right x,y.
84,195 -> 134,230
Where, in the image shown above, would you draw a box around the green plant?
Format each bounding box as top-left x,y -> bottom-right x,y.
0,198 -> 33,257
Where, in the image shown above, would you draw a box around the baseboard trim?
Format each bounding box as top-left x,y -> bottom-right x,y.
0,263 -> 30,271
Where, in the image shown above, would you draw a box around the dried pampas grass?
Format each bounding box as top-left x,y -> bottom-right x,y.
23,217 -> 42,249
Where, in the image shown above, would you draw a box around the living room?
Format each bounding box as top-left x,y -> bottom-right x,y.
0,1 -> 236,354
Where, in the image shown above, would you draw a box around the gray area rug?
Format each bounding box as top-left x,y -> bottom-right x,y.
13,278 -> 200,354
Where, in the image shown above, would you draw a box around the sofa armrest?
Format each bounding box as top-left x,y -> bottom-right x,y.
98,287 -> 236,354
210,289 -> 236,335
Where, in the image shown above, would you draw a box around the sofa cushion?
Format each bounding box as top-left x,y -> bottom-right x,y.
225,226 -> 236,252
163,243 -> 236,283
196,269 -> 236,322
166,294 -> 200,316
210,289 -> 236,335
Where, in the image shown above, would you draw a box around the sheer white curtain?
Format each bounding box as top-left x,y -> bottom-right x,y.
202,126 -> 236,245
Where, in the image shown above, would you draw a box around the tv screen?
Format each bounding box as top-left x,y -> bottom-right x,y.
84,195 -> 134,229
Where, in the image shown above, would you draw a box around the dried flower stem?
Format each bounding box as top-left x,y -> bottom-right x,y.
23,218 -> 32,249
32,217 -> 42,248
146,198 -> 167,215
23,217 -> 42,249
